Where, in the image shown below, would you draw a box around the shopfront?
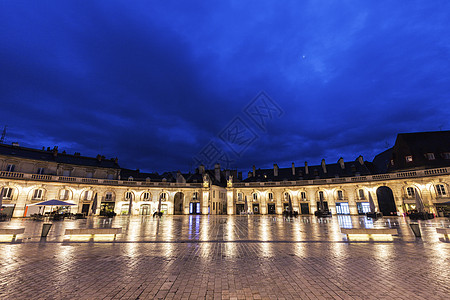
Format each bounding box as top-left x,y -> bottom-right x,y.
335,202 -> 350,215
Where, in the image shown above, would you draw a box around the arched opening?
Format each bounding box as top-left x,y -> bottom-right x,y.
174,192 -> 184,215
376,186 -> 397,216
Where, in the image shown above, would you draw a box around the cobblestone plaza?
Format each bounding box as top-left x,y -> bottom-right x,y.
0,215 -> 449,299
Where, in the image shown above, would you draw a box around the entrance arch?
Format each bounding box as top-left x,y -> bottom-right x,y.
174,192 -> 184,215
376,186 -> 397,216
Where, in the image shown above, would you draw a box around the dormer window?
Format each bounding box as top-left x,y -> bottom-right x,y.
426,153 -> 435,160
6,164 -> 15,172
443,152 -> 450,159
86,172 -> 93,178
405,155 -> 413,162
37,167 -> 44,174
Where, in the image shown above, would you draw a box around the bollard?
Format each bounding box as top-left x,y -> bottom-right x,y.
41,223 -> 52,237
409,223 -> 421,237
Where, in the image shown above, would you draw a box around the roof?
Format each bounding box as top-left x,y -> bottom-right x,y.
244,159 -> 372,182
388,131 -> 450,171
0,143 -> 120,169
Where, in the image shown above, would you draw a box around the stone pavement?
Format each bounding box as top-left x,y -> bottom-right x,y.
0,215 -> 449,299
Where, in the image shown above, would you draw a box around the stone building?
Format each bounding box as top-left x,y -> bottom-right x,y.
1,131 -> 450,217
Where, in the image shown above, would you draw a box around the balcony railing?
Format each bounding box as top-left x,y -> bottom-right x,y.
233,167 -> 450,188
0,171 -> 202,188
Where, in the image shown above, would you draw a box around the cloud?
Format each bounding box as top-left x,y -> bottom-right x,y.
1,1 -> 450,173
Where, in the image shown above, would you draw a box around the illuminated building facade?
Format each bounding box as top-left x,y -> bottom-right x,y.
1,131 -> 450,218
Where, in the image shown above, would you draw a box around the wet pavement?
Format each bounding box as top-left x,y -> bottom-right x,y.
0,215 -> 449,299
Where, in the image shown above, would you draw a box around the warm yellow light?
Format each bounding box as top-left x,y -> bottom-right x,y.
346,234 -> 393,241
0,235 -> 15,242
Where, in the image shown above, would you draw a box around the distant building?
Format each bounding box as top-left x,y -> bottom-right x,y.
1,131 -> 449,217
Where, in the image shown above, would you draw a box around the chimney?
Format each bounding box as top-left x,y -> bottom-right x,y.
248,171 -> 252,178
52,146 -> 58,157
357,155 -> 364,165
97,154 -> 102,162
214,163 -> 221,182
291,162 -> 295,175
273,164 -> 279,176
199,164 -> 205,174
252,165 -> 256,177
304,161 -> 309,174
238,172 -> 242,181
114,157 -> 118,164
338,157 -> 345,169
321,159 -> 327,173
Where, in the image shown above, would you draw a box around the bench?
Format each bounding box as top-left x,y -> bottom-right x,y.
0,228 -> 25,239
341,228 -> 398,238
436,228 -> 450,237
65,228 -> 122,239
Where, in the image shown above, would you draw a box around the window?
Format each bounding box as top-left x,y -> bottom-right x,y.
6,164 -> 15,172
300,192 -> 307,200
284,192 -> 290,201
125,192 -> 133,200
426,153 -> 435,160
59,189 -> 69,200
2,187 -> 13,199
405,155 -> 413,162
253,193 -> 258,201
83,191 -> 90,200
193,192 -> 199,200
337,190 -> 344,200
142,192 -> 150,200
406,187 -> 415,198
160,193 -> 167,200
436,184 -> 447,196
37,167 -> 44,174
238,193 -> 243,201
86,172 -> 93,178
268,192 -> 273,201
128,176 -> 133,181
62,170 -> 71,177
33,189 -> 43,200
105,192 -> 113,200
358,189 -> 365,199
390,159 -> 394,166
213,191 -> 215,198
319,191 -> 324,201
443,152 -> 450,159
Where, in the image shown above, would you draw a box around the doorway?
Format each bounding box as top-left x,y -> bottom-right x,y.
300,203 -> 309,214
376,186 -> 397,216
174,192 -> 184,215
267,203 -> 276,214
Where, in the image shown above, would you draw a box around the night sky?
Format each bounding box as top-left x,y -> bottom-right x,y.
1,1 -> 450,174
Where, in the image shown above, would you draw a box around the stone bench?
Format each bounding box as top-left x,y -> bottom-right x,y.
436,228 -> 450,237
341,228 -> 398,237
0,228 -> 25,238
65,228 -> 122,238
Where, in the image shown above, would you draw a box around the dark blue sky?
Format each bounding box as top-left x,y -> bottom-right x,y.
1,1 -> 450,174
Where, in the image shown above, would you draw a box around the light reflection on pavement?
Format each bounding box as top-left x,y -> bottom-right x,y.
0,215 -> 449,299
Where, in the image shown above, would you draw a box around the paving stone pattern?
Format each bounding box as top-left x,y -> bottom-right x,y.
0,215 -> 449,299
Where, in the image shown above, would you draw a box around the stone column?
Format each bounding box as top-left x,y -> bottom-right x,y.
202,190 -> 210,215
275,190 -> 283,215
347,188 -> 358,215
226,189 -> 234,215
